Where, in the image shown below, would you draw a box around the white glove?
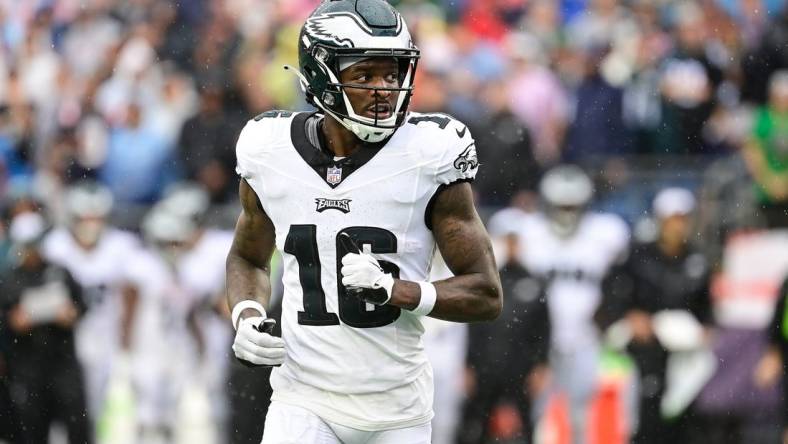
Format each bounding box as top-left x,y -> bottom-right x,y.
232,316 -> 286,367
340,251 -> 395,305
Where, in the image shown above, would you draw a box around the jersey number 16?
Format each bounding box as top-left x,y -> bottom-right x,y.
284,225 -> 401,329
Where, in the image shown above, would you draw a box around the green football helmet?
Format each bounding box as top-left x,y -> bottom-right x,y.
291,0 -> 420,143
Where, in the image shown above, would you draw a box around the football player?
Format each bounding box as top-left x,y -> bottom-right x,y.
126,203 -> 198,443
226,1 -> 502,443
516,165 -> 630,444
40,181 -> 140,431
160,183 -> 235,439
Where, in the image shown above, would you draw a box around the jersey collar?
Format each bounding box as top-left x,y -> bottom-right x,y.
290,111 -> 389,189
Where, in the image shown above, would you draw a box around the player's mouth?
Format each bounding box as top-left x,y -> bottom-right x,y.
364,103 -> 392,119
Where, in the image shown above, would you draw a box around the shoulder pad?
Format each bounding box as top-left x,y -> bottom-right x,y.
587,213 -> 631,250
236,111 -> 297,179
407,113 -> 453,130
408,113 -> 477,186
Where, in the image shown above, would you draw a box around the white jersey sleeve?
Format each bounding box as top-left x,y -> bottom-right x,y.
235,112 -> 293,181
123,248 -> 154,289
235,118 -> 267,181
432,117 -> 479,186
587,213 -> 631,262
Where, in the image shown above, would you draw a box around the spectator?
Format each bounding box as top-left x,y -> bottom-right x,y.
517,165 -> 630,444
656,3 -> 723,155
177,83 -> 241,203
742,70 -> 788,228
60,3 -> 122,80
99,101 -> 176,204
506,32 -> 570,166
471,80 -> 540,208
520,0 -> 562,53
0,337 -> 18,442
754,273 -> 788,444
563,46 -> 634,164
151,1 -> 198,72
1,211 -> 91,444
0,214 -> 19,442
741,4 -> 788,103
0,102 -> 36,183
565,0 -> 636,53
597,187 -> 713,444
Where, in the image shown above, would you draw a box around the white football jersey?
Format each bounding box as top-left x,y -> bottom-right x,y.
123,247 -> 197,428
177,229 -> 234,304
41,227 -> 140,347
516,212 -> 629,352
176,228 -> 234,422
236,110 -> 478,430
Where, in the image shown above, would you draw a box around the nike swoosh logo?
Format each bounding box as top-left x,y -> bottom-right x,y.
456,126 -> 467,138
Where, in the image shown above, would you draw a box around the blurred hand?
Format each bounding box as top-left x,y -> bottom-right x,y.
627,310 -> 654,344
526,364 -> 551,399
753,347 -> 782,389
783,428 -> 788,444
9,305 -> 32,334
54,301 -> 78,328
464,366 -> 477,398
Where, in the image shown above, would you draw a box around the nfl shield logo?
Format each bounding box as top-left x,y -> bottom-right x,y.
326,166 -> 342,185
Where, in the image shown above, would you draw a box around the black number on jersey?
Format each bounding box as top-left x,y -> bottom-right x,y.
408,114 -> 451,129
285,225 -> 401,328
284,225 -> 340,326
335,227 -> 400,328
254,110 -> 294,121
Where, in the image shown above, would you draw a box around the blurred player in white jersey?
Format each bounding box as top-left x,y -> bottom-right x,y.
225,1 -> 503,443
161,183 -> 235,439
40,181 -> 140,431
125,201 -> 212,443
516,165 -> 630,444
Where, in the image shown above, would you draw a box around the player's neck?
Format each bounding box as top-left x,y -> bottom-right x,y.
321,116 -> 363,158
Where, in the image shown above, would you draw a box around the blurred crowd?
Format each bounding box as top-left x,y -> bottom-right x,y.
1,0 -> 788,443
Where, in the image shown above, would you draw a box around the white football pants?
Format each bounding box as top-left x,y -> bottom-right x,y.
260,401 -> 432,444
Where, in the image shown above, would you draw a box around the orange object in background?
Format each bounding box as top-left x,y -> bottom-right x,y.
534,351 -> 634,444
488,402 -> 524,440
535,393 -> 572,444
587,381 -> 628,444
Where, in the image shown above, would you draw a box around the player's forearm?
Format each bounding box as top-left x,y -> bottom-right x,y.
751,150 -> 788,199
390,272 -> 501,322
226,250 -> 272,321
227,179 -> 277,322
120,285 -> 138,351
